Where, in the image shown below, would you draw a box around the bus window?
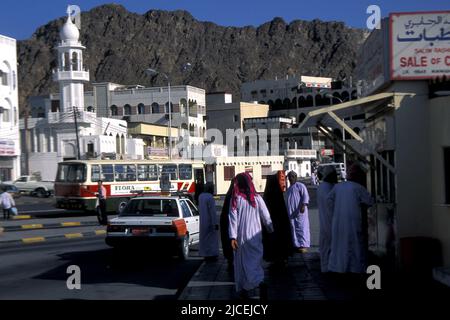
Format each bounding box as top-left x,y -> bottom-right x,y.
56,163 -> 86,183
138,164 -> 159,181
178,164 -> 193,180
91,165 -> 101,182
101,165 -> 114,182
161,164 -> 178,180
115,164 -> 137,182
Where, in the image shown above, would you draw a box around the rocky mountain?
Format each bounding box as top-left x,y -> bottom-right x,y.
16,4 -> 367,111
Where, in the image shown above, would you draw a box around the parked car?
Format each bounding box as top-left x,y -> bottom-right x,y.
0,183 -> 21,198
105,194 -> 200,260
13,175 -> 54,198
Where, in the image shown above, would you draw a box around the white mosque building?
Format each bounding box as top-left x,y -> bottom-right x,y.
21,7 -> 144,180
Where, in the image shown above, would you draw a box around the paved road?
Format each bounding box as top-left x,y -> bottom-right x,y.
0,237 -> 202,300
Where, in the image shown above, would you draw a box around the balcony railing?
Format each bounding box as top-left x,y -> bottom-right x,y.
52,70 -> 90,82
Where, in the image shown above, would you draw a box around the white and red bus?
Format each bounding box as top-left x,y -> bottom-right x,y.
54,159 -> 205,212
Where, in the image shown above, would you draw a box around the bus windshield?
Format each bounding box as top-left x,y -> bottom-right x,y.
56,163 -> 87,183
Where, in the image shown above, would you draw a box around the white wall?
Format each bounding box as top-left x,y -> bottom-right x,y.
29,152 -> 60,181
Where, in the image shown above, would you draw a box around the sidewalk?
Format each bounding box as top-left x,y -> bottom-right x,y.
180,249 -> 341,300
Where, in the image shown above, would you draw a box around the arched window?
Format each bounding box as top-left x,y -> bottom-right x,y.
64,52 -> 70,71
179,99 -> 187,116
116,134 -> 120,154
341,91 -> 350,102
291,97 -> 297,109
306,95 -> 314,107
351,90 -> 358,100
87,106 -> 94,112
274,99 -> 283,111
137,103 -> 145,115
354,127 -> 361,135
267,100 -> 274,108
298,96 -> 306,108
124,104 -> 132,115
298,113 -> 306,124
151,103 -> 159,114
332,92 -> 342,104
165,102 -> 174,114
72,52 -> 79,71
110,105 -> 118,116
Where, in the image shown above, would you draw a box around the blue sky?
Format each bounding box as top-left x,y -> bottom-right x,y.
1,0 -> 449,39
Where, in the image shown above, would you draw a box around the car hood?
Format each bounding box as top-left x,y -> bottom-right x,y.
109,216 -> 176,226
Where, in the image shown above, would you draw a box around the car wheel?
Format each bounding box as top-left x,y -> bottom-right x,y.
35,188 -> 46,198
178,235 -> 190,260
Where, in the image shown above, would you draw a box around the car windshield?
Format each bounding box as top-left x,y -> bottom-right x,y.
120,198 -> 179,217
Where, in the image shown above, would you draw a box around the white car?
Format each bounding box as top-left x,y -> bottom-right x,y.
105,195 -> 200,259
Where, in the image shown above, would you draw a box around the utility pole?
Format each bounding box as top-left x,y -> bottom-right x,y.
23,107 -> 30,175
73,106 -> 81,160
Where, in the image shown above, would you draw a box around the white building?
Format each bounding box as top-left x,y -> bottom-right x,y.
21,7 -> 143,181
241,75 -> 364,164
0,35 -> 20,181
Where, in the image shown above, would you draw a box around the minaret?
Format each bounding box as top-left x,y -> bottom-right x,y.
53,6 -> 89,114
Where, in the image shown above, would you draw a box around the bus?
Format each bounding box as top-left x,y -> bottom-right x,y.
54,159 -> 205,213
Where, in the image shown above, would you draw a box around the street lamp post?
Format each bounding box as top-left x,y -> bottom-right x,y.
324,93 -> 347,167
146,68 -> 172,159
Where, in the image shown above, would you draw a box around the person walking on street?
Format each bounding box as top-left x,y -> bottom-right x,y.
229,172 -> 274,300
316,166 -> 338,272
220,179 -> 235,271
1,186 -> 15,220
327,163 -> 373,277
199,182 -> 219,261
286,171 -> 311,253
97,180 -> 108,225
262,172 -> 293,269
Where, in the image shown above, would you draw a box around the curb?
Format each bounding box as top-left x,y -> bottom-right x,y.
0,229 -> 106,246
1,220 -> 99,232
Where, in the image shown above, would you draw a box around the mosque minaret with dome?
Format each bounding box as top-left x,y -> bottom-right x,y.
53,7 -> 90,113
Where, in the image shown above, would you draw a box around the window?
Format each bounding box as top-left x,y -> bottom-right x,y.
178,164 -> 193,180
137,164 -> 159,181
233,115 -> 239,122
187,200 -> 199,216
137,103 -> 145,115
114,164 -> 137,182
224,166 -> 235,181
121,199 -> 179,217
151,103 -> 159,114
87,106 -> 94,112
110,105 -> 118,116
0,70 -> 8,86
91,165 -> 101,182
101,165 -> 114,182
56,164 -> 86,183
16,177 -> 27,182
161,164 -> 178,180
2,109 -> 9,122
180,200 -> 192,218
261,165 -> 272,178
444,147 -> 450,204
124,104 -> 131,115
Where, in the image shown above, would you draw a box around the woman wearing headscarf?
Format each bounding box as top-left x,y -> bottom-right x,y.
229,172 -> 274,299
262,172 -> 293,268
316,166 -> 338,272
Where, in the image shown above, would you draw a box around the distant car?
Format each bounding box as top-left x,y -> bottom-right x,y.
0,183 -> 21,198
105,195 -> 200,260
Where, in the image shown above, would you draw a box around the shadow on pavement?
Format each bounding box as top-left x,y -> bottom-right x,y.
33,247 -> 202,297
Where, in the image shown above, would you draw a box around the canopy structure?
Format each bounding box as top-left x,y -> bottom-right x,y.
297,92 -> 415,173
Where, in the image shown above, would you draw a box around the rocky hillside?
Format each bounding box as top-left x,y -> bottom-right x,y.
17,4 -> 366,111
